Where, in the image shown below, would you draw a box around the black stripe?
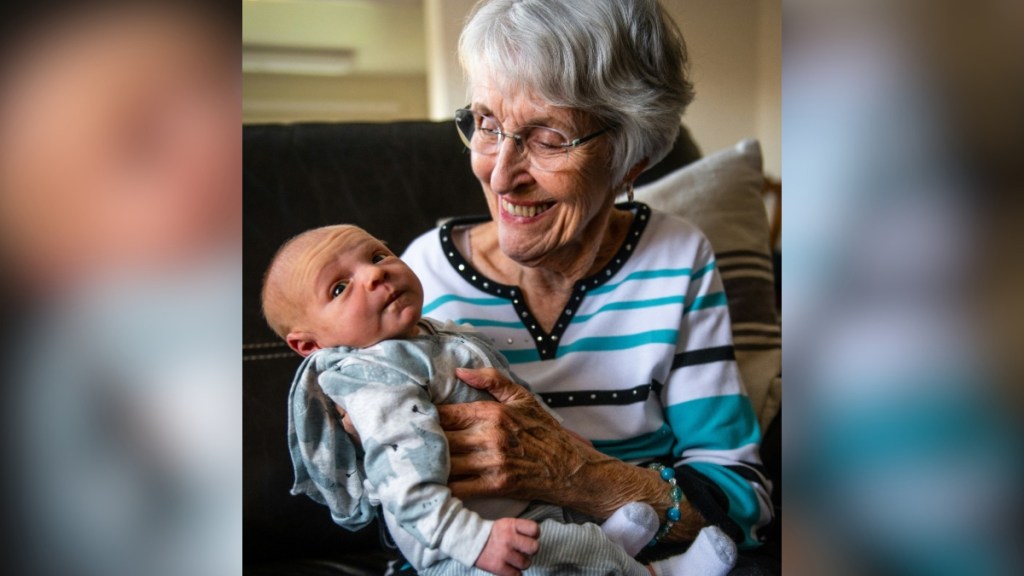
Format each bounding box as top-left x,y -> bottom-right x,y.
540,383 -> 653,409
671,346 -> 735,370
675,466 -> 744,543
731,327 -> 780,338
717,249 -> 772,261
721,276 -> 779,325
734,343 -> 781,352
718,261 -> 774,274
725,464 -> 770,485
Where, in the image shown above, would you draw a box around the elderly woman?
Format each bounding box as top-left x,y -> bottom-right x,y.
399,0 -> 772,566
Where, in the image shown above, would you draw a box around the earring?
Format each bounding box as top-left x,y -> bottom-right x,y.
625,181 -> 635,203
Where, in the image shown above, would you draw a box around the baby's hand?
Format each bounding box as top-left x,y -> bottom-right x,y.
474,517 -> 540,576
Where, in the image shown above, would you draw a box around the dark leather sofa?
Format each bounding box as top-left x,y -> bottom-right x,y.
243,120 -> 778,575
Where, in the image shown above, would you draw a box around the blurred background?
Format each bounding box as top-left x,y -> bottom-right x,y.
242,0 -> 782,179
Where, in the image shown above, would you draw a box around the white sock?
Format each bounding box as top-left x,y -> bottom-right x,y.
648,525 -> 737,576
600,501 -> 660,557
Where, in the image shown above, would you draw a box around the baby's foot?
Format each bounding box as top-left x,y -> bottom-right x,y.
600,501 -> 660,556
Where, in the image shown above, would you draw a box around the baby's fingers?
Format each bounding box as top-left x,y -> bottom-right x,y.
511,518 -> 540,556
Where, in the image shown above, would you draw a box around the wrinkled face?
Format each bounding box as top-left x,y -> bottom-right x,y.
289,228 -> 423,352
468,80 -> 618,268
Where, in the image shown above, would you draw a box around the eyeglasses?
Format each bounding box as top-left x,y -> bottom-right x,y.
454,107 -> 611,172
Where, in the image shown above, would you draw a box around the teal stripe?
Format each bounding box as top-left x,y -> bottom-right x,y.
665,394 -> 760,453
570,296 -> 685,324
557,330 -> 678,357
452,318 -> 523,329
592,424 -> 675,461
691,260 -> 716,280
686,462 -> 763,549
588,268 -> 694,296
503,329 -> 679,364
684,291 -> 728,314
502,348 -> 541,364
422,294 -> 507,315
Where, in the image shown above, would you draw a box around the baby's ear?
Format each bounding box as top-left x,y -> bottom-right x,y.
286,331 -> 321,357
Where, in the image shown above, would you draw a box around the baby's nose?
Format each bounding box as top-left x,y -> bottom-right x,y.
360,264 -> 387,289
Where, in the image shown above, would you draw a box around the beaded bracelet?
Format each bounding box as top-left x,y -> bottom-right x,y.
647,463 -> 684,547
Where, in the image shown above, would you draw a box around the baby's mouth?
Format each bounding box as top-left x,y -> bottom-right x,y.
501,198 -> 554,218
384,291 -> 401,307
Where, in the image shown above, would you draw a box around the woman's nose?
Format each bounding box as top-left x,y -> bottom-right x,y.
489,138 -> 530,193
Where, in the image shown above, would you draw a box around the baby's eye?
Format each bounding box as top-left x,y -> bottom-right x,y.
331,282 -> 347,298
372,253 -> 388,264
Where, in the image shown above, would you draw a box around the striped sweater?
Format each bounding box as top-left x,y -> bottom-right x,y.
402,202 -> 773,548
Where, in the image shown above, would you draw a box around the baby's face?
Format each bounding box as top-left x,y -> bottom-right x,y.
290,229 -> 423,351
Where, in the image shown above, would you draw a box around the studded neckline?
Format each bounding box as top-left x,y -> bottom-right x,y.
438,202 -> 652,360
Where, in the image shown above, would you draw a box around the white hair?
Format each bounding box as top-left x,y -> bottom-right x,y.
458,0 -> 694,182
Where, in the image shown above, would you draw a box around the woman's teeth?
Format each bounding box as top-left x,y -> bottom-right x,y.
502,198 -> 552,218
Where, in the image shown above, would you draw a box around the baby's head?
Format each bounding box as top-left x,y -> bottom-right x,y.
262,225 -> 424,356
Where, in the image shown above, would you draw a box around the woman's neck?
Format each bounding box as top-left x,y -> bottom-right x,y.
462,206 -> 634,331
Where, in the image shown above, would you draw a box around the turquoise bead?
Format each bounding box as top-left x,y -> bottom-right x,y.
667,506 -> 681,522
660,467 -> 675,481
671,486 -> 683,502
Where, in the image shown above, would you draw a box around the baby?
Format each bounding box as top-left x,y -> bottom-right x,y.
262,225 -> 736,576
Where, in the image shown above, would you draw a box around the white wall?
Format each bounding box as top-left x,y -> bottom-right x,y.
657,0 -> 781,177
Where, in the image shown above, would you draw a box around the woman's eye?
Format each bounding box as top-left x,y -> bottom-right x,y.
372,253 -> 387,264
331,282 -> 347,298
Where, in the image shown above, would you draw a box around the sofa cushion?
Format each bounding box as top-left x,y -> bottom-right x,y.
633,139 -> 781,431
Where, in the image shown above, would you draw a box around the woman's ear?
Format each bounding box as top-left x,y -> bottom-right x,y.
625,158 -> 650,184
286,331 -> 321,357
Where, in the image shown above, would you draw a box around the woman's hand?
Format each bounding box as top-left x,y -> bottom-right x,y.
439,367 -> 596,503
441,368 -> 707,540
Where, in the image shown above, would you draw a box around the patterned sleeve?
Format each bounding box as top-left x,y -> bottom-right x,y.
321,361 -> 493,566
660,237 -> 774,548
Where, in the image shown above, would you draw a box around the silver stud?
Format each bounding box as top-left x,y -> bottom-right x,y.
536,336 -> 543,342
472,275 -> 477,281
551,335 -> 558,341
483,282 -> 489,288
507,338 -> 514,344
590,394 -> 596,400
458,264 -> 465,271
568,396 -> 574,402
612,392 -> 618,398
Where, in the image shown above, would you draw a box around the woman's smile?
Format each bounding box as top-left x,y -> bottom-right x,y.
499,197 -> 555,220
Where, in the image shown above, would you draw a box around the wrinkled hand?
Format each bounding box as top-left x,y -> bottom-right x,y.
474,517 -> 540,576
439,367 -> 592,502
